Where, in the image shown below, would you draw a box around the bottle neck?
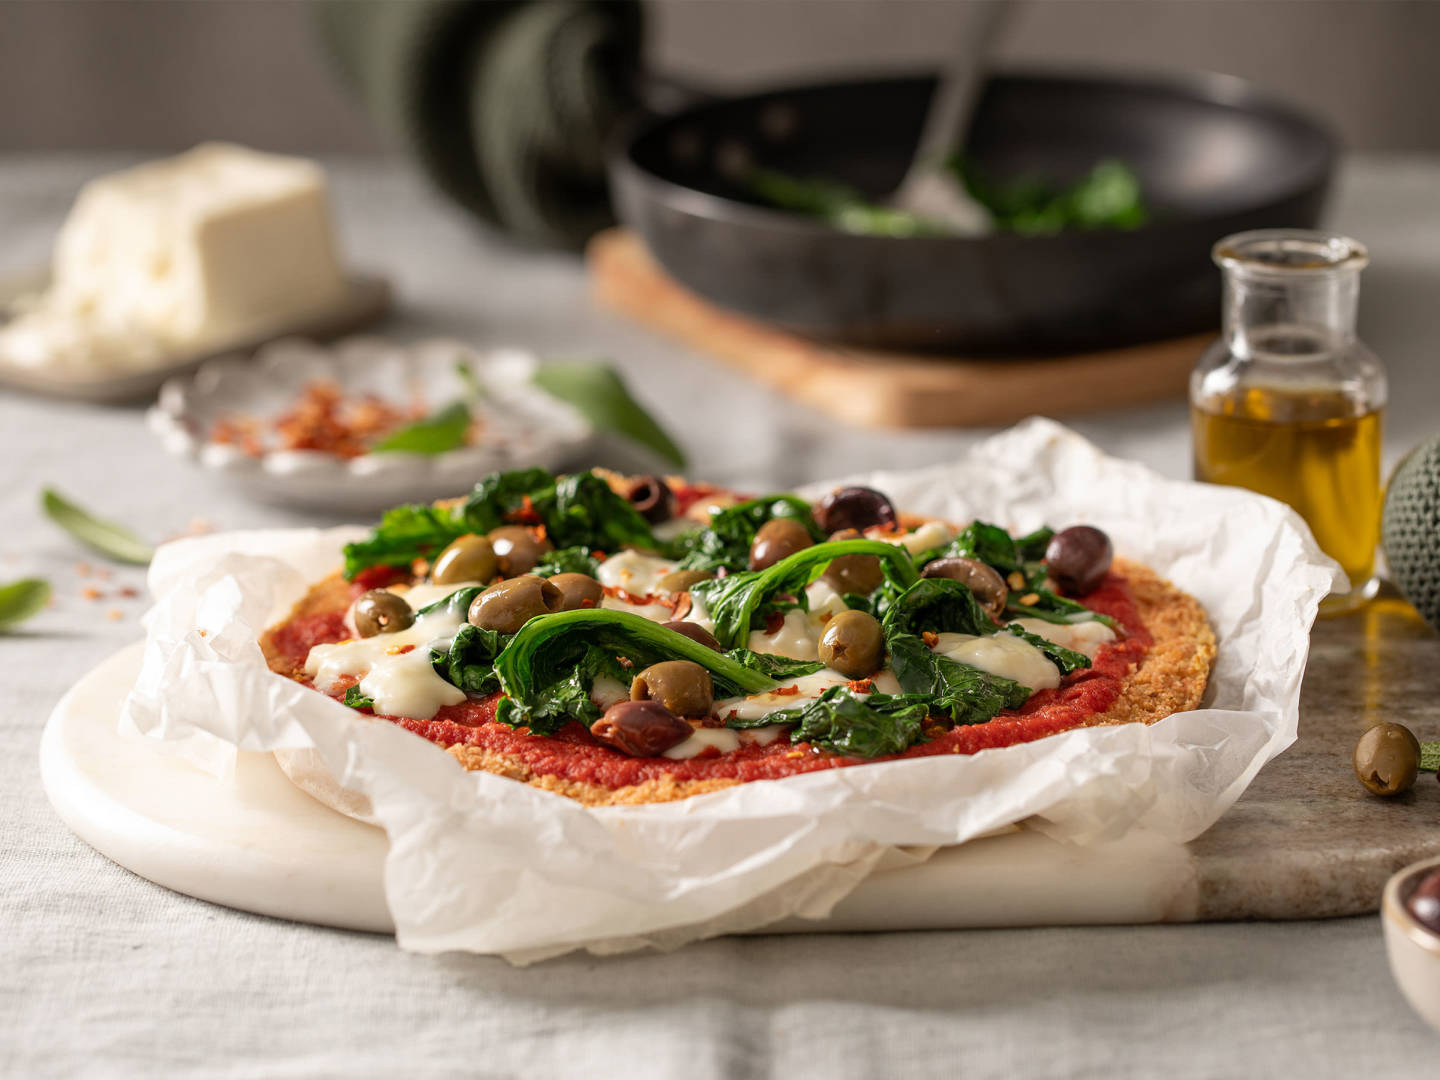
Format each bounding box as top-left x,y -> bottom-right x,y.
1223,268 -> 1360,362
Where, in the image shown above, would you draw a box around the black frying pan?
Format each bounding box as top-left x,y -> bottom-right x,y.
609,70 -> 1337,353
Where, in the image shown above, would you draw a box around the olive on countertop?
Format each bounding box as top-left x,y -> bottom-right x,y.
821,528 -> 884,595
1407,868 -> 1440,934
1354,721 -> 1420,796
814,486 -> 898,535
661,619 -> 723,652
487,525 -> 553,577
818,609 -> 885,679
627,475 -> 678,524
655,568 -> 714,594
549,572 -> 604,611
353,589 -> 415,638
923,557 -> 1009,618
630,659 -> 714,717
468,575 -> 562,634
591,700 -> 693,757
431,534 -> 498,585
749,517 -> 813,571
1046,526 -> 1113,596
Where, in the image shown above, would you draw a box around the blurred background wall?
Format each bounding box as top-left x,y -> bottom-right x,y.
1,0 -> 1437,154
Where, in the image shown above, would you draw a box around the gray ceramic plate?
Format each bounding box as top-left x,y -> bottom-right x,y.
0,269 -> 393,405
147,338 -> 594,513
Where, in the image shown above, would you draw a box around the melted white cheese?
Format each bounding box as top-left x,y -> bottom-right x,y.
1007,617 -> 1116,660
590,675 -> 629,710
662,727 -> 741,759
662,723 -> 792,759
713,668 -> 853,721
596,550 -> 675,596
305,601 -> 469,720
804,579 -> 851,628
600,594 -> 674,622
885,520 -> 955,557
680,593 -> 715,634
746,608 -> 816,661
930,631 -> 1059,692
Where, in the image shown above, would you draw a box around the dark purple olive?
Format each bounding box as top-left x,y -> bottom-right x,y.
923,557 -> 1008,618
591,700 -> 693,756
1408,868 -> 1440,933
814,486 -> 898,535
627,475 -> 677,524
1045,526 -> 1114,596
661,619 -> 724,652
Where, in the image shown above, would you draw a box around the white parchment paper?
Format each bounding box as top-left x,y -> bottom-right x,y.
122,419 -> 1341,961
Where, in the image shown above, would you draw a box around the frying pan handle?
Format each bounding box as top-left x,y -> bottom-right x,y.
633,70 -> 723,119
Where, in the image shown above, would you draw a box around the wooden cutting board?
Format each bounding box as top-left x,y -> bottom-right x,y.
588,229 -> 1208,428
40,588 -> 1440,939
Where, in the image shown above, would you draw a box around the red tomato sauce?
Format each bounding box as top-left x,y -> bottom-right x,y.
271,572 -> 1149,790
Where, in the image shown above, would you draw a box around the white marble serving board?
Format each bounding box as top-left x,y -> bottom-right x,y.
43,644 -> 1205,936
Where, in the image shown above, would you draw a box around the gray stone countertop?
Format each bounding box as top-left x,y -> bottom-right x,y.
3,153 -> 1440,1078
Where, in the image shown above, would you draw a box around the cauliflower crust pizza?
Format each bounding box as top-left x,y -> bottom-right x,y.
260,468 -> 1215,811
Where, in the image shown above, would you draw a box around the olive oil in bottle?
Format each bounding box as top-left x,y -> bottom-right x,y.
1190,232 -> 1385,613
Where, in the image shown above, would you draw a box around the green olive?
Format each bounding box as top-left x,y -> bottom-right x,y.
431,534 -> 498,585
487,525 -> 553,577
630,660 -> 714,717
818,609 -> 884,679
661,619 -> 723,652
821,528 -> 884,595
353,589 -> 415,638
549,572 -> 604,611
655,568 -> 714,594
468,575 -> 562,634
749,517 -> 813,571
922,557 -> 1009,618
1354,722 -> 1420,796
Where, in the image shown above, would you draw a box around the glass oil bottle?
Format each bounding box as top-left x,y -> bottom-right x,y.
1190,230 -> 1385,613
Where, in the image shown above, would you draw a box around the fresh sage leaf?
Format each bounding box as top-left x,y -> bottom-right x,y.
532,363 -> 686,469
0,578 -> 50,632
1420,742 -> 1440,773
41,489 -> 154,565
370,401 -> 471,455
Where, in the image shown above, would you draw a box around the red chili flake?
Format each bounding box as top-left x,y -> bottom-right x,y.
385,643 -> 416,656
616,656 -> 634,670
921,631 -> 939,647
81,586 -> 102,601
847,678 -> 874,694
764,610 -> 786,635
772,684 -> 802,696
592,551 -> 607,561
105,608 -> 124,621
117,586 -> 140,599
580,598 -> 595,608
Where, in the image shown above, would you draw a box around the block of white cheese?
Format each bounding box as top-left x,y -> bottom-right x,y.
0,143 -> 347,373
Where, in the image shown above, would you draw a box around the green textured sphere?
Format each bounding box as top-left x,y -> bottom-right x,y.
1383,434 -> 1440,631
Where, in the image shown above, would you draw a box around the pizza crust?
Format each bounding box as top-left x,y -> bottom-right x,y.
261,512 -> 1215,815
